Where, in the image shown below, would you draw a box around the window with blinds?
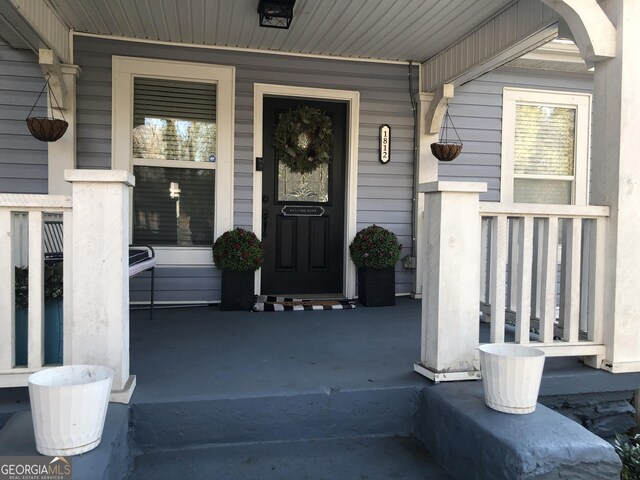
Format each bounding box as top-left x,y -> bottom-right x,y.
132,77 -> 217,163
131,77 -> 217,246
133,166 -> 215,246
513,104 -> 577,204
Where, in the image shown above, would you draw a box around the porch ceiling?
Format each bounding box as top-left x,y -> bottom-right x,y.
47,0 -> 514,63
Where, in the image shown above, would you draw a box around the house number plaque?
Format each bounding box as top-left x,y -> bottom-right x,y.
379,124 -> 391,164
281,206 -> 325,216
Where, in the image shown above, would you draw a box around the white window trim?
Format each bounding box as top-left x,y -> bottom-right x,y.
112,56 -> 235,265
500,87 -> 591,205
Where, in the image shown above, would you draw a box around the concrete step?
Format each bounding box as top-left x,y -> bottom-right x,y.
131,386 -> 420,451
130,435 -> 451,480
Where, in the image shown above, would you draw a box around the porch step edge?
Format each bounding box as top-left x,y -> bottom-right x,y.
131,386 -> 421,451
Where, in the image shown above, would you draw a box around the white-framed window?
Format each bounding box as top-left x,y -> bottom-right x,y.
501,87 -> 591,205
112,57 -> 235,265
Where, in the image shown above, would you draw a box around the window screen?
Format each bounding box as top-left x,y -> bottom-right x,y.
132,77 -> 217,163
133,166 -> 215,246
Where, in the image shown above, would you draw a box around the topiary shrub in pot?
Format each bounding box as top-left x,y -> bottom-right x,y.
349,225 -> 401,307
212,228 -> 264,311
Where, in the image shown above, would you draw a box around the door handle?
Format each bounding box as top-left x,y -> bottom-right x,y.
262,208 -> 269,237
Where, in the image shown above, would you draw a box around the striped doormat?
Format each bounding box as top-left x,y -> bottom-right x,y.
252,295 -> 356,312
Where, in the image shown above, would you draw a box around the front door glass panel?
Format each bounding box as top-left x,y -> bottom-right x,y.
277,162 -> 329,203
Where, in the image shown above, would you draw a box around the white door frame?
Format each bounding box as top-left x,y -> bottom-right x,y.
253,83 -> 360,299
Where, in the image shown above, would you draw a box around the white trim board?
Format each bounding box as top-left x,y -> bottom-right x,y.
111,56 -> 235,265
252,83 -> 360,300
73,31 -> 410,66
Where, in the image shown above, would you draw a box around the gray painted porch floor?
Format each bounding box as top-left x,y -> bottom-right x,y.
1,298 -> 638,479
128,296 -> 640,404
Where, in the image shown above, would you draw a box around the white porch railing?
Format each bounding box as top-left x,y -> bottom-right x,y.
478,203 -> 609,359
0,195 -> 72,386
415,181 -> 614,382
0,170 -> 137,403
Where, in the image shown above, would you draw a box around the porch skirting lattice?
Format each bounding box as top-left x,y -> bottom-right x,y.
252,296 -> 356,312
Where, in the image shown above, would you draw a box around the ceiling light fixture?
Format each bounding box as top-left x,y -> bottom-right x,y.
257,0 -> 296,29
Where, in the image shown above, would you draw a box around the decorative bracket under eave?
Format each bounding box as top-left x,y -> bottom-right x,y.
38,49 -> 81,111
540,0 -> 616,67
424,83 -> 454,135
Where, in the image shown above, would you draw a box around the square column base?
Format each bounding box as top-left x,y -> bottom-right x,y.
109,375 -> 136,404
414,363 -> 481,383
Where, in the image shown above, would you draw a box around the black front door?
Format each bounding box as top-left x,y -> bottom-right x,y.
261,97 -> 346,295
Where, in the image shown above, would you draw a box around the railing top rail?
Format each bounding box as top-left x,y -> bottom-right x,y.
0,194 -> 72,210
479,202 -> 609,218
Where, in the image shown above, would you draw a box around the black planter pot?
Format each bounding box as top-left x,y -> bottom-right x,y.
357,266 -> 395,307
221,270 -> 255,311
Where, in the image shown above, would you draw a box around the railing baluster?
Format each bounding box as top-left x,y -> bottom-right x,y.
588,217 -> 605,344
540,217 -> 558,343
0,211 -> 14,369
563,218 -> 582,342
62,210 -> 72,364
489,215 -> 507,343
515,216 -> 534,344
27,212 -> 44,369
480,217 -> 489,306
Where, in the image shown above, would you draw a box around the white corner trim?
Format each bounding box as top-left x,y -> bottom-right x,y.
252,83 -> 360,299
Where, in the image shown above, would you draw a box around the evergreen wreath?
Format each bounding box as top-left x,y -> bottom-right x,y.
273,105 -> 333,174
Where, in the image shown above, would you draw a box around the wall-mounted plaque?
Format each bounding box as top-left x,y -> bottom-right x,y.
379,124 -> 391,164
281,206 -> 325,216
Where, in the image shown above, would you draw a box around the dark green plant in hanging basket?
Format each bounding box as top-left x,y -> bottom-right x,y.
273,105 -> 333,174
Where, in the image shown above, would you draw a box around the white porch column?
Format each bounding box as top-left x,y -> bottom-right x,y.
414,181 -> 486,382
590,0 -> 640,373
65,170 -> 136,403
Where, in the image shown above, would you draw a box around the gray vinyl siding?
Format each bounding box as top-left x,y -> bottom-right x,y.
74,37 -> 417,302
443,67 -> 593,201
0,39 -> 48,194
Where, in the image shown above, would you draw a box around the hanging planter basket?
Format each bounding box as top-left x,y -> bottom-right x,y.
431,109 -> 463,162
26,118 -> 68,142
26,74 -> 68,142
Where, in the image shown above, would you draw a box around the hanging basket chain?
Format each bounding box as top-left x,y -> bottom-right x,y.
431,106 -> 463,162
441,109 -> 461,145
27,74 -> 66,122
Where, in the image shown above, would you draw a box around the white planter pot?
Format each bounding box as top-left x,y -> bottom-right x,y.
28,365 -> 114,456
479,344 -> 545,414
